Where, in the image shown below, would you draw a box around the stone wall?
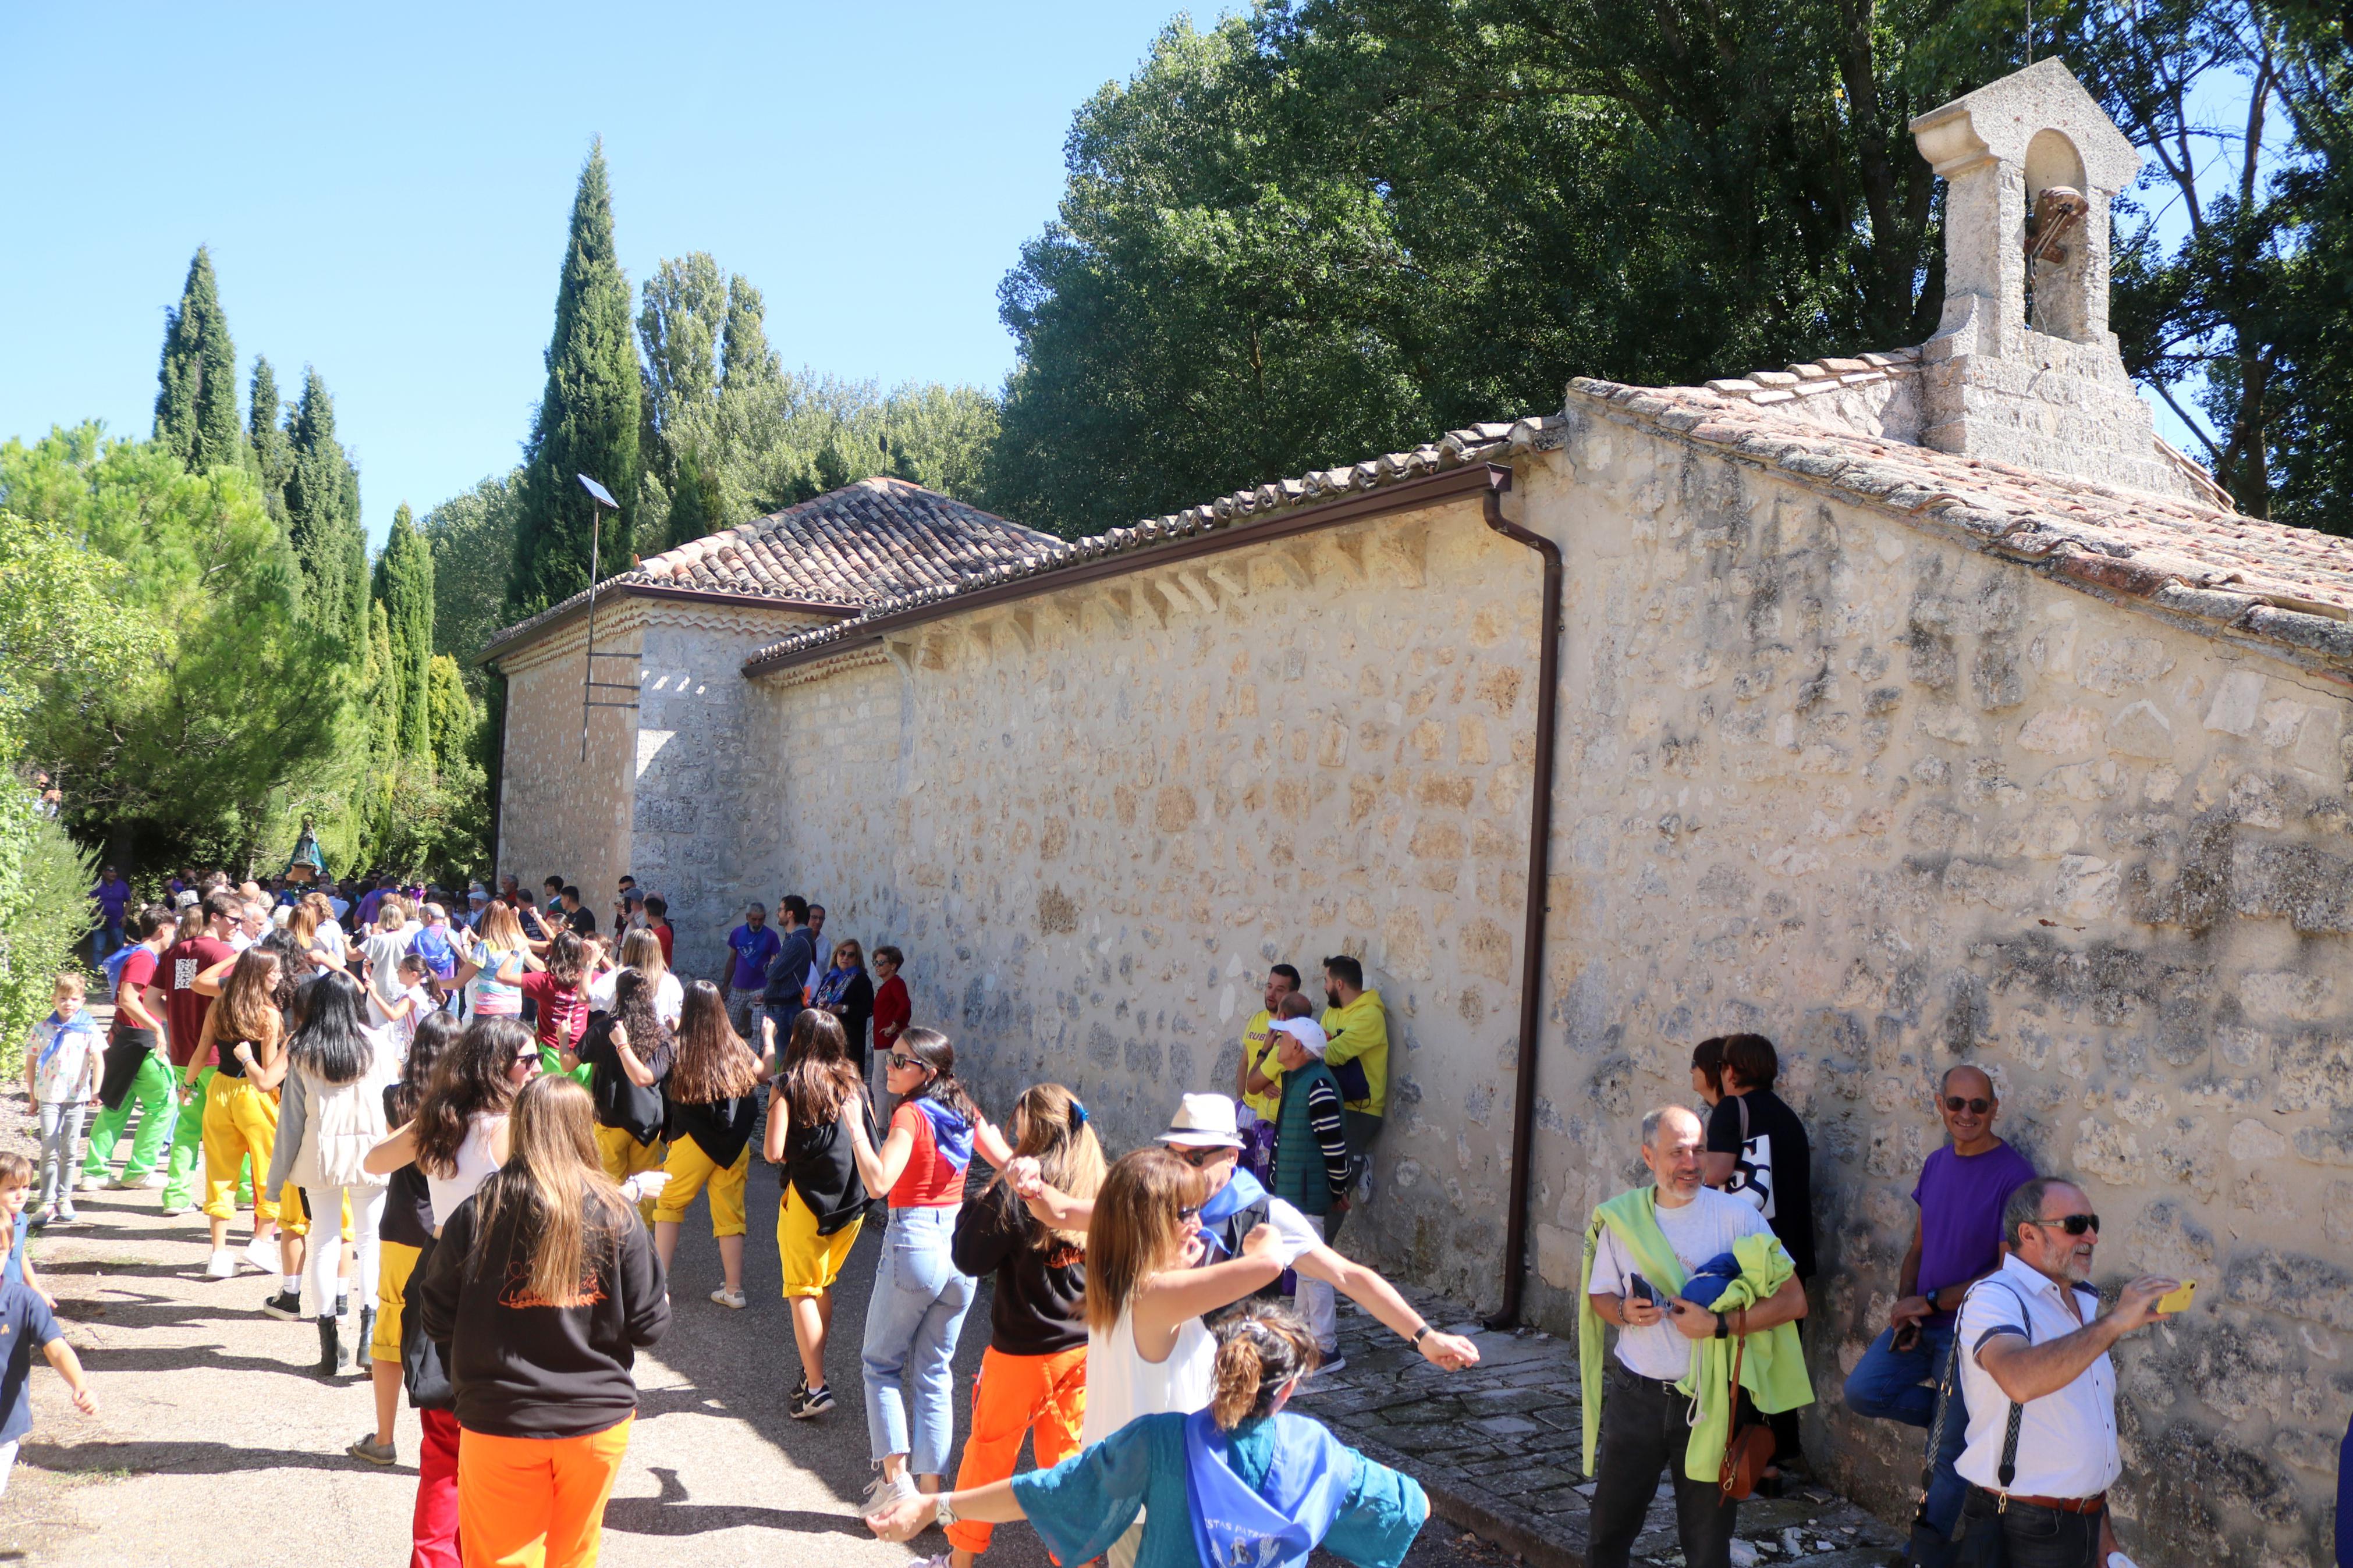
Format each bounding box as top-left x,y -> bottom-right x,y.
749,499 -> 1548,1311
709,418 -> 2344,1566
1531,406 -> 2351,1566
495,614 -> 640,923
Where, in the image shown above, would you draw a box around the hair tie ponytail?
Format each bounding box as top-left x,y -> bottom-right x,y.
1069,1099 -> 1088,1129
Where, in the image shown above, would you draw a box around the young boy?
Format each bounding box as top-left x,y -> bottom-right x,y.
0,1155 -> 53,1305
24,976 -> 104,1228
384,954 -> 433,1049
0,1210 -> 99,1496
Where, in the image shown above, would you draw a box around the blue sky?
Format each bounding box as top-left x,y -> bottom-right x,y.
0,1 -> 1213,545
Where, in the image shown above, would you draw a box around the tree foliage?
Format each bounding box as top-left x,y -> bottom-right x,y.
374,503 -> 435,756
153,247 -> 243,475
246,355 -> 294,527
510,140 -> 641,617
423,470 -> 524,689
283,368 -> 368,643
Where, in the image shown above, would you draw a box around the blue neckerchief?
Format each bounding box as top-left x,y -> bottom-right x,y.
911,1096 -> 973,1175
38,1011 -> 101,1068
1195,1168 -> 1267,1258
1183,1410 -> 1356,1568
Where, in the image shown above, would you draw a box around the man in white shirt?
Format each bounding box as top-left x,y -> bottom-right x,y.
226,901 -> 270,953
1584,1105 -> 1808,1568
1954,1177 -> 2175,1567
1007,1092 -> 1481,1379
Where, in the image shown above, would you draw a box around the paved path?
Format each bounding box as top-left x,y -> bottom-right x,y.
0,1096 -> 1521,1568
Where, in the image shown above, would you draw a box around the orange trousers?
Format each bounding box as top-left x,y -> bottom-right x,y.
944,1344 -> 1088,1555
456,1417 -> 632,1568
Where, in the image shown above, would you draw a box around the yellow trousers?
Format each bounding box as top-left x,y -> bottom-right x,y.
651,1138 -> 748,1238
374,1239 -> 420,1363
201,1074 -> 279,1223
595,1123 -> 666,1224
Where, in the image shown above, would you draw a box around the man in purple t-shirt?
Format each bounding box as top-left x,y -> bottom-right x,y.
724,903 -> 781,1040
1843,1064 -> 2035,1552
89,867 -> 132,961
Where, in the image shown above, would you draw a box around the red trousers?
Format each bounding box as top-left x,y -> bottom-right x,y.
414,1407 -> 462,1568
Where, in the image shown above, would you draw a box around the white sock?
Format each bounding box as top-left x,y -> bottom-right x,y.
283,1275 -> 301,1293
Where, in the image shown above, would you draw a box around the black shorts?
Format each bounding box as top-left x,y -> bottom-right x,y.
99,1030 -> 158,1110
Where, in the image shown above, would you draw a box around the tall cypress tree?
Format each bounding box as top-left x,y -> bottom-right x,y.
372,504 -> 435,758
509,140 -> 640,617
285,368 -> 368,647
247,356 -> 294,528
154,247 -> 243,474
720,273 -> 780,389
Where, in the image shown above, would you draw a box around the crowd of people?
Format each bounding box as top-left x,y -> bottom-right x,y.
33,868 -> 1485,1568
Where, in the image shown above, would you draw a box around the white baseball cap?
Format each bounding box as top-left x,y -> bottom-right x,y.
1158,1092 -> 1244,1150
1270,1017 -> 1328,1057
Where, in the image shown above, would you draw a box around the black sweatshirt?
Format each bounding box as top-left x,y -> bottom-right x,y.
574,1015 -> 672,1146
777,1085 -> 874,1236
668,1091 -> 760,1170
416,1182 -> 670,1438
950,1182 -> 1087,1357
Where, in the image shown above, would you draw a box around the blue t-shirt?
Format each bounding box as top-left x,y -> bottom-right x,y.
0,1281 -> 63,1443
727,925 -> 780,991
2,1219 -> 24,1290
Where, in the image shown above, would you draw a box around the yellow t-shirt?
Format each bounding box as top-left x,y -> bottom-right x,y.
1320,989 -> 1389,1115
1238,1009 -> 1282,1119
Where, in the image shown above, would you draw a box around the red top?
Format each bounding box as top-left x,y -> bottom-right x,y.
162,936 -> 236,1067
873,975 -> 911,1057
888,1103 -> 963,1208
652,923 -> 674,966
520,970 -> 588,1052
112,947 -> 159,1039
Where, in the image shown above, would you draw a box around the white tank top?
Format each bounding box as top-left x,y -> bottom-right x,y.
1079,1303 -> 1214,1448
424,1113 -> 506,1230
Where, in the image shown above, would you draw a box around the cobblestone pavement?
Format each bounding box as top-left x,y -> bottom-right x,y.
1296,1289 -> 1908,1568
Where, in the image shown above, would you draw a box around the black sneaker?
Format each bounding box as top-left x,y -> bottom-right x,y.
789,1382 -> 834,1419
263,1288 -> 304,1321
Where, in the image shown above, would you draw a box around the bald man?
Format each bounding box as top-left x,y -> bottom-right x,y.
1842,1064 -> 2037,1552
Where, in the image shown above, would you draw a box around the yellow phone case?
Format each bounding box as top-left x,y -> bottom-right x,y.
2156,1280 -> 2196,1314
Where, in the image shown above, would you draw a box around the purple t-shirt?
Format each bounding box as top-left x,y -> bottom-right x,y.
91,879 -> 131,920
728,923 -> 781,991
1913,1139 -> 2037,1316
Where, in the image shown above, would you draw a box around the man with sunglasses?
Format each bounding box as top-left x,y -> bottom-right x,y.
1952,1178 -> 2176,1567
1842,1064 -> 2035,1560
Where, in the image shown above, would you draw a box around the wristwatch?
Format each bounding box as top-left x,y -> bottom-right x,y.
1410,1323 -> 1431,1346
1713,1311 -> 1729,1340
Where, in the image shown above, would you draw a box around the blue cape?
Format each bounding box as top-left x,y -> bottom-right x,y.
911,1096 -> 973,1175
1183,1410 -> 1355,1568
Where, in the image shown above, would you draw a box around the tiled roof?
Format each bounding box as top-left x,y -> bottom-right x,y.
480,477 -> 1057,660
742,379 -> 2353,681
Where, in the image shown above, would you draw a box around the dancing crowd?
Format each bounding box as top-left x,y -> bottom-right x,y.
23,870 -> 1486,1568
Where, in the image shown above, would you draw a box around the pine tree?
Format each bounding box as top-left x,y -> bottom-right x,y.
285,368 -> 368,647
247,357 -> 294,528
154,247 -> 243,474
509,140 -> 641,617
373,505 -> 435,758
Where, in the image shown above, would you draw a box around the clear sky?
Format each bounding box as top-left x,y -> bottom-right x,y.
0,1 -> 1211,546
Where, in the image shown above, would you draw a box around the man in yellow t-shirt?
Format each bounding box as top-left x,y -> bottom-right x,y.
1319,954 -> 1389,1240
1234,963 -> 1302,1129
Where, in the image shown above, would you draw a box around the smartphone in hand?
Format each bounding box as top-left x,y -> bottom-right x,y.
1627,1273 -> 1655,1306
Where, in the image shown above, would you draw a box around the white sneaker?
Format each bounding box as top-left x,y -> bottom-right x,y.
710,1287 -> 747,1310
861,1471 -> 918,1513
140,1172 -> 169,1189
204,1250 -> 237,1279
104,1176 -> 139,1190
242,1235 -> 279,1274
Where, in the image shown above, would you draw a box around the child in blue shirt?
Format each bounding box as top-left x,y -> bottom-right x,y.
0,1154 -> 49,1302
0,1211 -> 97,1496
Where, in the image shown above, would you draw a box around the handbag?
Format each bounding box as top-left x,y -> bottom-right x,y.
1903,1325 -> 1967,1568
1717,1321 -> 1777,1503
1951,1282 -> 2032,1568
400,1232 -> 456,1411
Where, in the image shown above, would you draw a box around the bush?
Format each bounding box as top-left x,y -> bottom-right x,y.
0,782 -> 98,1075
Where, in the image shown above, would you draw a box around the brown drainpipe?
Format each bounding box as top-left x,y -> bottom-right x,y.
1479,462 -> 1562,1329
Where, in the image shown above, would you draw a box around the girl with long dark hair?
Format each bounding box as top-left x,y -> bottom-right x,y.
251,969 -> 398,1378
417,1075 -> 669,1568
496,928 -> 588,1079
865,1302 -> 1428,1568
186,948 -> 287,1281
349,1007 -> 459,1465
568,968 -> 673,1206
842,1026 -> 1013,1511
649,980 -> 765,1308
762,1009 -> 871,1417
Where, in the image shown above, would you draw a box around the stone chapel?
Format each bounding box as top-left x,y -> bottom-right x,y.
484,62 -> 2353,1561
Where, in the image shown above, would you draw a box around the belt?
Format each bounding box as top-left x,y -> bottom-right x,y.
1986,1489 -> 2106,1515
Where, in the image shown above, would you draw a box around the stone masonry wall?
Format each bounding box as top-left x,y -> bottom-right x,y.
748,500 -> 1548,1313
1531,407 -> 2352,1567
716,424 -> 2348,1567
496,614 -> 640,922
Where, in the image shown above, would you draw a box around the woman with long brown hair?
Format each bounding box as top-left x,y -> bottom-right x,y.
762,1009 -> 871,1417
496,927 -> 587,1077
936,1084 -> 1106,1568
568,968 -> 672,1204
865,1302 -> 1427,1568
648,980 -> 766,1308
417,1074 -> 669,1568
588,927 -> 682,1027
186,947 -> 289,1282
459,899 -> 535,1022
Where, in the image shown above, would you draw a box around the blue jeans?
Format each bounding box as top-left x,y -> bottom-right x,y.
860,1205 -> 975,1476
1845,1321 -> 1970,1538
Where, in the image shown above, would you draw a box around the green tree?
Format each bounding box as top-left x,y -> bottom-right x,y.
637,258 -> 790,550
510,140 -> 641,616
2268,12 -> 2353,528
246,355 -> 294,527
374,504 -> 435,756
153,247 -> 244,475
423,470 -> 524,689
285,368 -> 367,644
721,274 -> 781,389
3,426 -> 346,867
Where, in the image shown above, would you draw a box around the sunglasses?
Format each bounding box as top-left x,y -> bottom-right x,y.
2037,1213 -> 2100,1236
1178,1204 -> 1202,1222
1943,1097 -> 1993,1115
1172,1144 -> 1231,1168
889,1053 -> 924,1072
